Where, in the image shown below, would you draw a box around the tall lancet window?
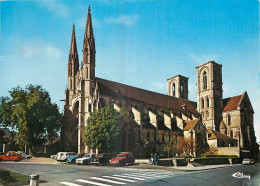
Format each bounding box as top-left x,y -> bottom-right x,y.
206,97 -> 209,107
203,71 -> 207,90
172,83 -> 175,97
201,98 -> 204,109
180,81 -> 184,98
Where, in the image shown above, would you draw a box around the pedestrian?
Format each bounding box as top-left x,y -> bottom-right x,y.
154,152 -> 159,165
149,153 -> 154,165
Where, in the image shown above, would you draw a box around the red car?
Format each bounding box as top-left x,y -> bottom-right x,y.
0,152 -> 22,162
109,152 -> 135,166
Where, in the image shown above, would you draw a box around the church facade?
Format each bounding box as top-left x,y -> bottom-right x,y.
62,7 -> 257,158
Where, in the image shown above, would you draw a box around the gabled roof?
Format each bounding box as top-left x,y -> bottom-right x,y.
96,77 -> 199,116
222,93 -> 244,112
183,119 -> 199,131
207,129 -> 236,140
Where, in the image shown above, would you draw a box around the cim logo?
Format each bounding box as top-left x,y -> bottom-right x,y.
232,172 -> 251,180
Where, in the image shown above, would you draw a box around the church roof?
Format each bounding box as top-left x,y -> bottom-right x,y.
96,77 -> 199,116
183,119 -> 199,131
222,93 -> 244,112
207,129 -> 236,140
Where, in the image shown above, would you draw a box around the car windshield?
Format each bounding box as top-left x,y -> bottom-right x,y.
117,154 -> 125,158
84,154 -> 91,158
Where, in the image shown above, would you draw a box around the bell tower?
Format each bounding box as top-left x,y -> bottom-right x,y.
167,75 -> 189,99
196,61 -> 223,130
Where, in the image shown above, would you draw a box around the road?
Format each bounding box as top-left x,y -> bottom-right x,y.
0,161 -> 259,186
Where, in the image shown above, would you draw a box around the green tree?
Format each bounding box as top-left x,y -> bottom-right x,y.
84,107 -> 124,152
0,85 -> 61,156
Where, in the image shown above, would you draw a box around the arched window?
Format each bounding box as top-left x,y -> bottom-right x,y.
230,131 -> 233,138
201,98 -> 204,109
172,83 -> 175,97
206,97 -> 209,108
227,114 -> 231,125
203,71 -> 207,90
180,81 -> 184,98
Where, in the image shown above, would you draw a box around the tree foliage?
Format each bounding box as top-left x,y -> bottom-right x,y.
0,85 -> 61,155
84,107 -> 124,152
176,137 -> 196,157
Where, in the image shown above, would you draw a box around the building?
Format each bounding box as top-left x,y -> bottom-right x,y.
62,7 -> 257,158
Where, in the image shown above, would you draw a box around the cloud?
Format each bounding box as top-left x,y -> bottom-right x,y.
35,0 -> 70,18
105,15 -> 140,26
150,82 -> 167,94
190,54 -> 219,64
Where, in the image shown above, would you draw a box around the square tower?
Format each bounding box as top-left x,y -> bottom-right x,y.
167,75 -> 189,99
196,61 -> 223,130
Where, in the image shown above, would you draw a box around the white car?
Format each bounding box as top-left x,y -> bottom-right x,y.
56,152 -> 76,162
16,151 -> 31,159
50,154 -> 58,160
76,154 -> 95,165
242,158 -> 254,165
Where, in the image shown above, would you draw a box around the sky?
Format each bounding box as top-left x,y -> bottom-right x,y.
0,0 -> 259,141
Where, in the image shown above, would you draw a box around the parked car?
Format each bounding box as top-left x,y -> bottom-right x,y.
56,152 -> 76,162
76,154 -> 95,165
109,152 -> 135,166
67,153 -> 86,163
91,153 -> 112,166
242,158 -> 254,165
16,151 -> 31,159
0,152 -> 22,162
50,154 -> 58,160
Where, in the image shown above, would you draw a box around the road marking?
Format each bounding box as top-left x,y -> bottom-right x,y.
90,177 -> 126,184
122,173 -> 168,179
60,182 -> 83,186
76,179 -> 112,186
103,175 -> 136,182
112,174 -> 146,180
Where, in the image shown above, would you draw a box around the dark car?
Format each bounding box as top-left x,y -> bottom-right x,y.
0,152 -> 22,162
91,153 -> 112,166
109,152 -> 135,166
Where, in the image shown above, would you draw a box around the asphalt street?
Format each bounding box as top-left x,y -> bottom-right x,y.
0,161 -> 259,186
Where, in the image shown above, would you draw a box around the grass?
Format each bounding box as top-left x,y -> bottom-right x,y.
0,169 -> 47,186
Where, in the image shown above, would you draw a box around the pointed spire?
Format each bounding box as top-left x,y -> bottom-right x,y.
83,6 -> 95,52
68,24 -> 79,76
69,24 -> 78,55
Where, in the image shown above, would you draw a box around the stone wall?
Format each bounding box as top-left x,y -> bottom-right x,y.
216,146 -> 240,156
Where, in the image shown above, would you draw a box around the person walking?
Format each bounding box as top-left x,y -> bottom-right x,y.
149,153 -> 154,165
154,152 -> 159,165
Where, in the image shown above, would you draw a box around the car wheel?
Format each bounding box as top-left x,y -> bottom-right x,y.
72,159 -> 76,163
120,162 -> 125,166
0,158 -> 2,162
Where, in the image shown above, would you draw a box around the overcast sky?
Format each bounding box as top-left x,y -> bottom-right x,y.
0,0 -> 259,141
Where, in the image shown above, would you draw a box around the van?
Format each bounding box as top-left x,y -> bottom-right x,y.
56,152 -> 76,161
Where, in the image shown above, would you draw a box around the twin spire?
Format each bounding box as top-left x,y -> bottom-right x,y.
68,6 -> 95,67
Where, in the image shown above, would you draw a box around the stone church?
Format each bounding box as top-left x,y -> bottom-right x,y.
62,7 -> 257,158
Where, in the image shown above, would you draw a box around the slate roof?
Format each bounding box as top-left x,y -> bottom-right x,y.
207,129 -> 236,140
222,93 -> 244,112
183,119 -> 199,131
96,77 -> 199,116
